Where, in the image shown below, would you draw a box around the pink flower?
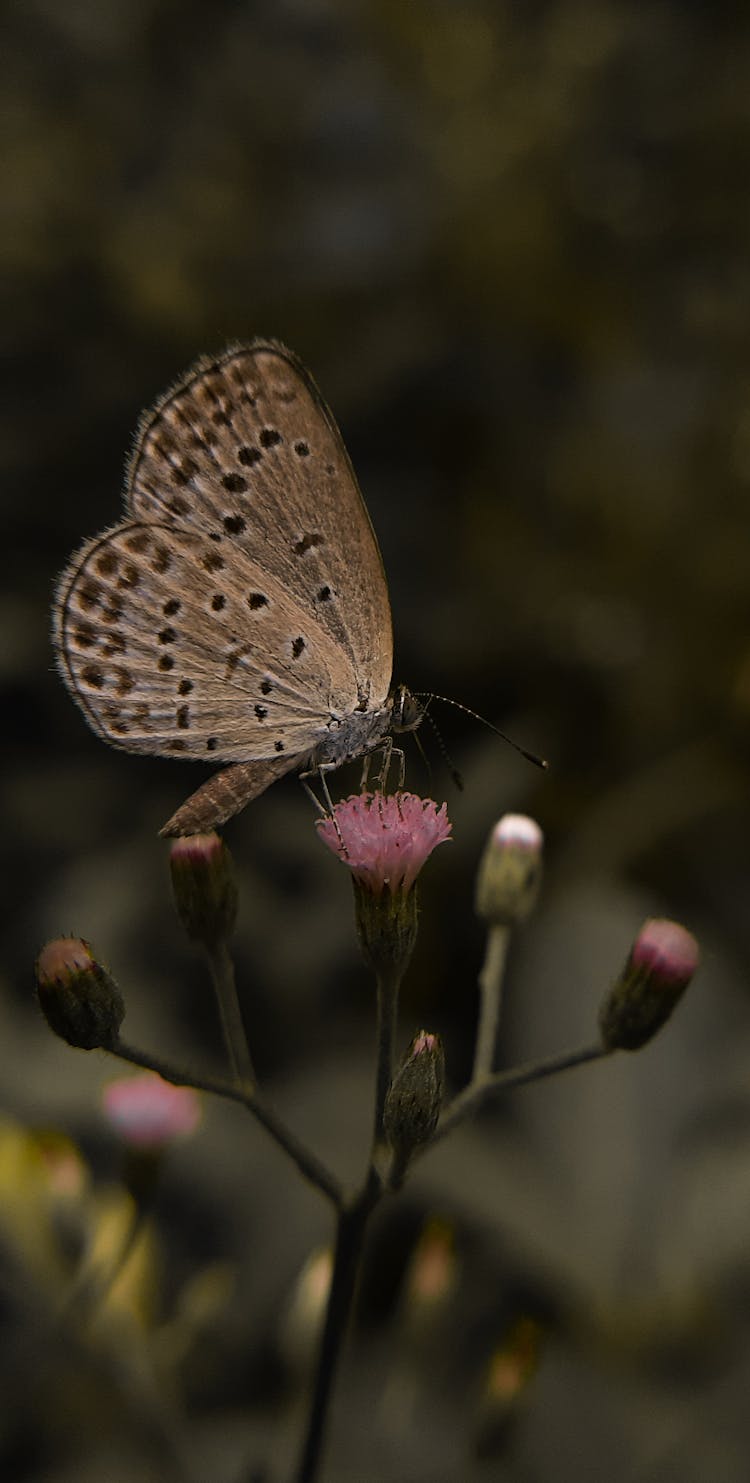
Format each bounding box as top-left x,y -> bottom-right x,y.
316,792 -> 451,895
102,1073 -> 201,1149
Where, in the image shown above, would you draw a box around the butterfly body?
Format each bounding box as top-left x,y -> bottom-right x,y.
53,341 -> 416,834
313,702 -> 394,769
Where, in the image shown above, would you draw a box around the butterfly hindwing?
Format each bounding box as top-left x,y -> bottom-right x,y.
54,520 -> 360,763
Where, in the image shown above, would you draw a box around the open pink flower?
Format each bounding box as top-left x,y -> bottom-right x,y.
102,1073 -> 201,1150
316,792 -> 451,895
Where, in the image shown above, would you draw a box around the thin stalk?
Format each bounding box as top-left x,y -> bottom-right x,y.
112,1038 -> 342,1207
430,1041 -> 609,1146
293,1171 -> 381,1483
472,923 -> 510,1081
290,959 -> 403,1480
371,969 -> 401,1153
205,938 -> 256,1089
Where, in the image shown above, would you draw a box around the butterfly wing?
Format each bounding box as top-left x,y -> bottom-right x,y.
125,340 -> 393,709
53,520 -> 361,763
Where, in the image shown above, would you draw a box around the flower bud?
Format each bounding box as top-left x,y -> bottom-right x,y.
475,814 -> 543,926
35,937 -> 125,1050
169,832 -> 238,945
384,1030 -> 444,1172
353,880 -> 419,979
599,918 -> 699,1051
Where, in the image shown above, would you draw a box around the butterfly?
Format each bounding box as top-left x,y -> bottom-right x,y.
53,340 -> 423,836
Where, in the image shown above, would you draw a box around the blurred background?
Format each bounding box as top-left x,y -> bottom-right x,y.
4,1 -> 750,1479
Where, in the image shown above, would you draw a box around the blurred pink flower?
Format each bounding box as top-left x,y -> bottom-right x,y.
316,792 -> 451,895
102,1073 -> 201,1149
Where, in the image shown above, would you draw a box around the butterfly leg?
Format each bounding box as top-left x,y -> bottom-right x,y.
359,746 -> 392,790
299,763 -> 347,849
371,735 -> 393,791
376,740 -> 407,792
385,745 -> 407,817
392,745 -> 406,789
299,776 -> 328,818
359,737 -> 407,794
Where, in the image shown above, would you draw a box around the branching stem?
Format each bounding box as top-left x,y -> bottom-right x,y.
112,1038 -> 343,1207
432,1041 -> 609,1146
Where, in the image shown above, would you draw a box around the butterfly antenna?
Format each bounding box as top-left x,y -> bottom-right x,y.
410,723 -> 437,791
415,693 -> 549,771
420,709 -> 464,791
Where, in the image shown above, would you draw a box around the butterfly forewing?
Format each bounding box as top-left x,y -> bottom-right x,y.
126,341 -> 393,706
55,520 -> 360,763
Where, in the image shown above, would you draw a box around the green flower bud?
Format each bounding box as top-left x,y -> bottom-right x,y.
35,937 -> 125,1050
599,918 -> 699,1051
475,814 -> 543,926
169,832 -> 238,945
384,1030 -> 444,1175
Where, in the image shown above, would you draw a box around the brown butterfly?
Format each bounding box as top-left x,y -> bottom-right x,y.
53,341 -> 423,835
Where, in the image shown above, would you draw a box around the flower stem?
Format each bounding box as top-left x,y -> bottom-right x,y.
431,1041 -> 609,1145
372,969 -> 401,1152
293,1171 -> 381,1483
204,938 -> 256,1089
112,1039 -> 342,1207
290,961 -> 403,1480
472,923 -> 510,1081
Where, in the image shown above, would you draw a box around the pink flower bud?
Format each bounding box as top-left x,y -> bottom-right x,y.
599,918 -> 699,1051
169,832 -> 238,945
35,937 -> 125,1050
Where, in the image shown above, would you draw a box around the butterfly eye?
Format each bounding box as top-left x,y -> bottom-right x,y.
392,686 -> 423,734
